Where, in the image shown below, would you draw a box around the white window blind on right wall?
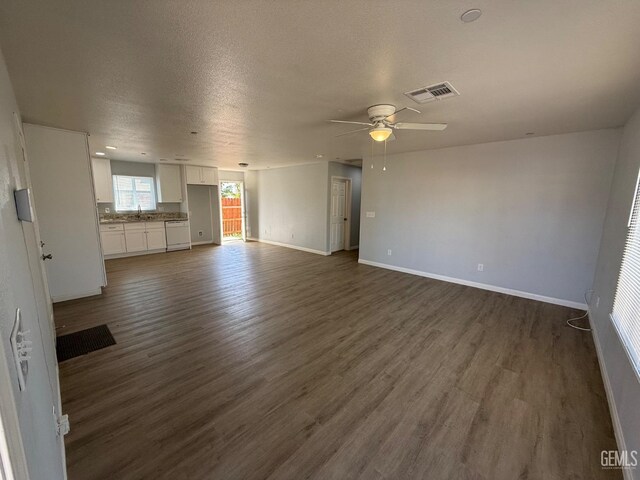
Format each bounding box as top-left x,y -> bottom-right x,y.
612,169 -> 640,374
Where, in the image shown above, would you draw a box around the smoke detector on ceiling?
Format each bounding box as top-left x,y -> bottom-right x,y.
404,81 -> 459,104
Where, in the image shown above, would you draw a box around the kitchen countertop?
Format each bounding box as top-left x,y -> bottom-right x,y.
99,212 -> 189,224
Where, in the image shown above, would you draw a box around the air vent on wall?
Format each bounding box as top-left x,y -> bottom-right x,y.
404,81 -> 459,104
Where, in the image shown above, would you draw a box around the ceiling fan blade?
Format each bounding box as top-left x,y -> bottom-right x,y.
394,122 -> 447,131
329,120 -> 373,127
384,106 -> 420,120
335,127 -> 370,137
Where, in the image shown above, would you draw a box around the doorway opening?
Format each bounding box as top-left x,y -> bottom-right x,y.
219,181 -> 245,243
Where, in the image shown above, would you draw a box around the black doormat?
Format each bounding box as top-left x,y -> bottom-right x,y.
56,324 -> 116,362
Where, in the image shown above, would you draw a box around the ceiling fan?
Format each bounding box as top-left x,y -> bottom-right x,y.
330,104 -> 447,142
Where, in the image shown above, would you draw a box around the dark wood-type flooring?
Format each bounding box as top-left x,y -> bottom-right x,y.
53,242 -> 620,479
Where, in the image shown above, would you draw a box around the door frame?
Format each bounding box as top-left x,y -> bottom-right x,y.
14,116 -> 68,479
330,176 -> 352,253
218,180 -> 246,243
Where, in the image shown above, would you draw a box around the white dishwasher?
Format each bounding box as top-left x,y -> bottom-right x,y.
165,220 -> 191,251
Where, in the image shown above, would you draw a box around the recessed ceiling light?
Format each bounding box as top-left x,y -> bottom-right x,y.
238,162 -> 249,167
105,145 -> 117,150
95,152 -> 106,156
461,8 -> 482,23
316,154 -> 324,158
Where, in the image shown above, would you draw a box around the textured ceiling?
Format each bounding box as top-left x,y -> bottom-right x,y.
1,1 -> 640,170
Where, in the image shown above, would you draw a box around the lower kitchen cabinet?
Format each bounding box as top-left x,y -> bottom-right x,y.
101,221 -> 169,257
100,224 -> 126,255
100,231 -> 127,255
145,222 -> 167,250
124,229 -> 148,253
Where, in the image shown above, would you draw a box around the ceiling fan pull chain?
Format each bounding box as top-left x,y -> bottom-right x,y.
371,138 -> 374,169
383,139 -> 387,171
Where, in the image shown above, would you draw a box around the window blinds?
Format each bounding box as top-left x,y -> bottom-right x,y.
612,170 -> 640,374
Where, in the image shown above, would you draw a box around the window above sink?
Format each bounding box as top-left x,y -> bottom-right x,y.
113,175 -> 156,212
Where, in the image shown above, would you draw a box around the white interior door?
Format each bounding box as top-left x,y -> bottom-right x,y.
330,180 -> 347,252
23,124 -> 105,302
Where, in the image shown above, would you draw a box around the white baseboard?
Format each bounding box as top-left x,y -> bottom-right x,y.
590,321 -> 633,480
192,240 -> 215,246
52,288 -> 102,303
357,258 -> 587,310
247,237 -> 330,256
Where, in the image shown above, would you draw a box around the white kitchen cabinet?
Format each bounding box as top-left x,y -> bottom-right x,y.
185,165 -> 218,186
145,222 -> 167,250
185,166 -> 201,185
99,224 -> 126,255
100,231 -> 127,255
156,164 -> 183,203
201,167 -> 218,185
123,222 -> 147,252
91,157 -> 114,203
118,221 -> 167,254
124,230 -> 147,253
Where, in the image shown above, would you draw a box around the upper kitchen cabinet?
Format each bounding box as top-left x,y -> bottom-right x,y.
186,165 -> 218,186
91,157 -> 114,203
156,164 -> 183,202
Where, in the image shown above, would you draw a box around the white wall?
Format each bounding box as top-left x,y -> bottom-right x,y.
0,49 -> 65,479
328,162 -> 362,249
187,184 -> 218,244
360,129 -> 620,307
591,108 -> 640,471
246,163 -> 329,254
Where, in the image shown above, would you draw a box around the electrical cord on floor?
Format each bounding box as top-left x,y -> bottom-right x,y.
566,290 -> 594,332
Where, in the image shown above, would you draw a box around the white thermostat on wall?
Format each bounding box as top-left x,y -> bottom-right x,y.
14,188 -> 34,222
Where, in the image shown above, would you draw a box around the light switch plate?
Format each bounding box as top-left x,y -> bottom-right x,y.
366,211 -> 375,218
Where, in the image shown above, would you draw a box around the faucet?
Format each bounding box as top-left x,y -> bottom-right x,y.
137,204 -> 142,218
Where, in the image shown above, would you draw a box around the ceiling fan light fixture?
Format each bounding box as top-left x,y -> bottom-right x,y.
369,126 -> 392,142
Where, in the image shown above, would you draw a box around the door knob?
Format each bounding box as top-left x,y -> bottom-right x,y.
41,254 -> 52,261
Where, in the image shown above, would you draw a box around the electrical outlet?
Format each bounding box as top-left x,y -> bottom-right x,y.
387,249 -> 392,256
366,211 -> 376,218
198,231 -> 203,237
104,207 -> 110,213
477,264 -> 484,272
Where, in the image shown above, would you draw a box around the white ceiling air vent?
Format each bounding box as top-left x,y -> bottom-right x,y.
404,81 -> 459,104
